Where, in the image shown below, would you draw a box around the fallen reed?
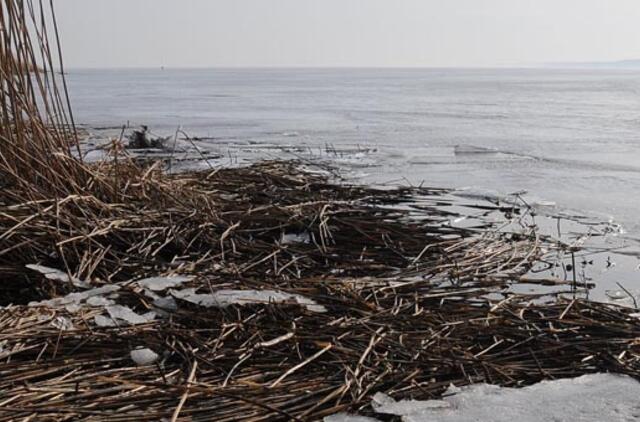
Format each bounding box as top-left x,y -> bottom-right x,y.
1,287 -> 639,421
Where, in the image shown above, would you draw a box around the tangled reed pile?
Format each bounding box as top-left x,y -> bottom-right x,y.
3,296 -> 640,421
2,2 -> 640,421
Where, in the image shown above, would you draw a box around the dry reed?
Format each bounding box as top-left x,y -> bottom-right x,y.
1,2 -> 639,421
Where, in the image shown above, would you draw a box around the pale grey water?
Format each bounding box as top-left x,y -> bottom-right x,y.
67,68 -> 640,238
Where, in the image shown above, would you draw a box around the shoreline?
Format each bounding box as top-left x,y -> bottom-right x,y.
3,155 -> 640,420
78,124 -> 640,303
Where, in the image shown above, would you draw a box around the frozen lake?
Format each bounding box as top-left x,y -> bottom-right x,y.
67,67 -> 640,236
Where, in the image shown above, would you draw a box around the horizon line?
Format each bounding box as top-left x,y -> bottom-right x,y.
63,63 -> 640,71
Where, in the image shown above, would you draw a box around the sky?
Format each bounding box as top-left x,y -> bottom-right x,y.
54,0 -> 640,68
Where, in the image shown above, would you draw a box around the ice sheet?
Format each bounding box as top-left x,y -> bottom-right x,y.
367,373 -> 640,422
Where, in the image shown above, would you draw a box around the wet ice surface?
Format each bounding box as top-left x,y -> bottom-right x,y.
328,374 -> 640,422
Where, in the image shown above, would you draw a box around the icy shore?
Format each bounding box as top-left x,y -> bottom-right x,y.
328,373 -> 640,422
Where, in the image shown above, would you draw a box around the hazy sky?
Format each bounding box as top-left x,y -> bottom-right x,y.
55,0 -> 640,68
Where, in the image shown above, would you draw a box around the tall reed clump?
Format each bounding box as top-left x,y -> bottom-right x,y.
0,1 -> 185,283
0,1 -> 153,291
0,0 -> 87,197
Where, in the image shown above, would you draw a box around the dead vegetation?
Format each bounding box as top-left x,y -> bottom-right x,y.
1,1 -> 640,421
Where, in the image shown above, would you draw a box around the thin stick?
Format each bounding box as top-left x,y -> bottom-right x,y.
171,361 -> 198,422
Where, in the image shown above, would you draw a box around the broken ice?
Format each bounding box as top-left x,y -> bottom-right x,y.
130,347 -> 159,366
136,275 -> 192,291
281,232 -> 311,244
94,305 -> 157,327
50,316 -> 74,331
29,285 -> 121,309
26,264 -> 91,289
170,288 -> 326,313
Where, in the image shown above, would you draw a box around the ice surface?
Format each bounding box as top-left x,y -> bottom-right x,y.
26,264 -> 91,288
324,415 -> 379,422
152,296 -> 178,311
604,288 -> 640,308
606,290 -> 628,301
130,347 -> 159,366
136,275 -> 192,291
454,145 -> 498,155
94,315 -> 116,327
366,373 -> 640,422
94,305 -> 157,327
170,288 -> 326,313
86,296 -> 116,307
281,232 -> 311,244
142,289 -> 161,300
64,304 -> 81,313
372,392 -> 450,414
29,285 -> 121,309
